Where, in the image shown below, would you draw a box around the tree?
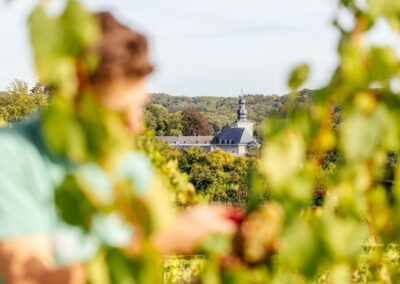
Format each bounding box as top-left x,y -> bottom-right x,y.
182,109 -> 211,136
0,80 -> 48,124
30,81 -> 51,95
160,146 -> 256,206
145,104 -> 183,136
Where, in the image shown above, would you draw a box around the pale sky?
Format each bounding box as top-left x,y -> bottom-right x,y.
0,0 -> 397,96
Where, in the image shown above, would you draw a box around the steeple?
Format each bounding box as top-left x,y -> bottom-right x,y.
237,94 -> 248,121
231,90 -> 254,136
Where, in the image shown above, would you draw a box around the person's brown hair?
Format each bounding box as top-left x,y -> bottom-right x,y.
90,12 -> 154,85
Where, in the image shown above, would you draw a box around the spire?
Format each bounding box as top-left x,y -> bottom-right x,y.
237,90 -> 247,121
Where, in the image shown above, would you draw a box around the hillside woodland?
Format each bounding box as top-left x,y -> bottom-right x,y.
147,89 -> 314,141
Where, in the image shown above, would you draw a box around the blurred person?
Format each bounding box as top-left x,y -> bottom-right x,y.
0,12 -> 237,284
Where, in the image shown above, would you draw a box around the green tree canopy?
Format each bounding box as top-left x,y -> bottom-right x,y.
0,80 -> 48,124
145,104 -> 184,136
155,143 -> 256,206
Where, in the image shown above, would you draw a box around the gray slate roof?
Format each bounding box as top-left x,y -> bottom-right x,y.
158,128 -> 260,147
212,127 -> 256,145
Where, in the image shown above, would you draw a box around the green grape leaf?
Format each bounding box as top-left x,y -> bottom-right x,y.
87,250 -> 111,284
323,215 -> 368,261
59,0 -> 100,56
29,0 -> 99,98
105,246 -> 163,284
55,174 -> 97,231
331,264 -> 352,284
261,129 -> 305,187
280,220 -> 322,279
368,0 -> 400,19
340,112 -> 381,161
368,47 -> 398,83
42,97 -> 88,162
288,64 -> 310,90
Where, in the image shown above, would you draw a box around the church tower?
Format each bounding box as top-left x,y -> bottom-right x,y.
231,94 -> 254,135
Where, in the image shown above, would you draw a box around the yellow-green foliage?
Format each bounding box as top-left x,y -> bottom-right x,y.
24,0 -> 400,283
163,255 -> 205,284
137,133 -> 199,207
156,144 -> 256,206
221,0 -> 400,282
145,104 -> 184,136
0,80 -> 48,124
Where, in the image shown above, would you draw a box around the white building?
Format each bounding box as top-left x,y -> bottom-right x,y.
157,95 -> 259,156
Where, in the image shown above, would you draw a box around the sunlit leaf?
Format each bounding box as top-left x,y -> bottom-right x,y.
288,64 -> 310,90
261,129 -> 305,187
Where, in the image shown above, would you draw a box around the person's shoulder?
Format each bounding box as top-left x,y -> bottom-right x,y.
0,118 -> 42,157
118,152 -> 154,196
119,152 -> 153,177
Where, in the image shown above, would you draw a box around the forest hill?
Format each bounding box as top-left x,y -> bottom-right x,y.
145,89 -> 315,142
